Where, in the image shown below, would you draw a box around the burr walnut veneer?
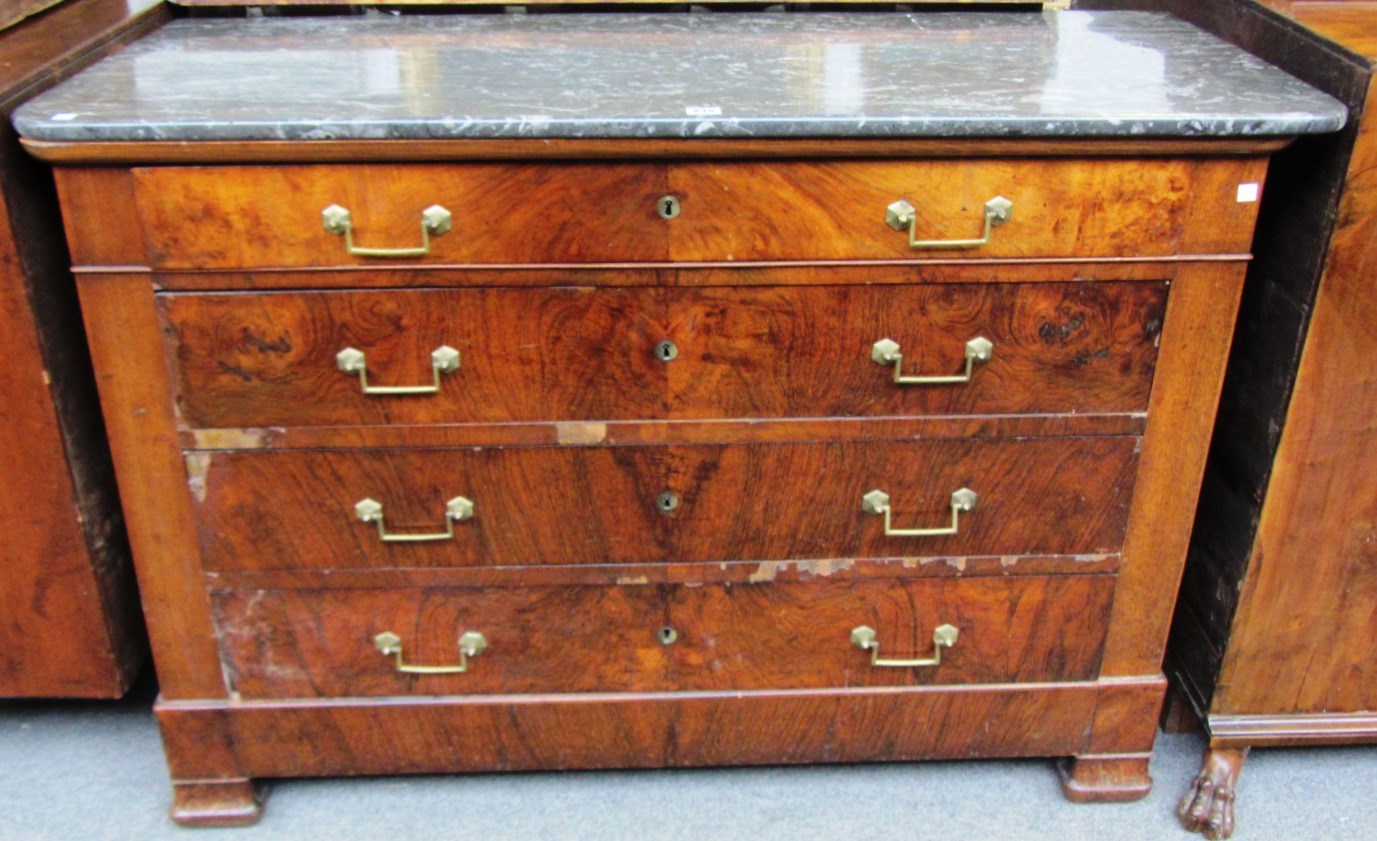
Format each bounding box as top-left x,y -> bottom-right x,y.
16,10 -> 1344,825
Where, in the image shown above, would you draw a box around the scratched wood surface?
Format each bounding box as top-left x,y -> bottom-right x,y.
161,281 -> 1166,428
189,437 -> 1138,572
125,159 -> 1256,269
210,575 -> 1114,698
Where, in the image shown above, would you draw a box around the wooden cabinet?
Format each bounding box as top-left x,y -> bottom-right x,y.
1095,2 -> 1377,838
0,0 -> 164,698
14,10 -> 1342,827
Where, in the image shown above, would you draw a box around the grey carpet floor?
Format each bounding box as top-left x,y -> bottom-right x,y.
1,680 -> 1373,841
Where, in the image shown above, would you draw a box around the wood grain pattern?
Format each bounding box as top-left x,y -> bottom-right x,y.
75,274 -> 224,700
1208,71 -> 1377,717
190,437 -> 1140,572
161,282 -> 1166,429
210,575 -> 1114,698
126,159 -> 1254,269
1100,262 -> 1247,677
140,261 -> 1186,293
181,413 -> 1148,452
0,0 -> 166,697
156,682 -> 1102,778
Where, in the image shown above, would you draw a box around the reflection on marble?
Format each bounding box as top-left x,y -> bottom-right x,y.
12,11 -> 1347,142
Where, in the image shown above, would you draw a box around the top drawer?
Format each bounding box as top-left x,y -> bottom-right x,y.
120,158 -> 1263,270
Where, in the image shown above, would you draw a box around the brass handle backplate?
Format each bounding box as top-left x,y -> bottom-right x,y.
851,624 -> 959,668
355,496 -> 474,543
336,345 -> 460,396
886,196 -> 1012,249
872,337 -> 993,385
374,630 -> 487,674
322,203 -> 452,257
862,488 -> 977,537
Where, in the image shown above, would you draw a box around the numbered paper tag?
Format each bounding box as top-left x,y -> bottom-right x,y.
1236,183 -> 1261,203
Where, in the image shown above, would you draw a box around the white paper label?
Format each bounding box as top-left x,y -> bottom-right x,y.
51,113 -> 78,122
685,105 -> 722,117
1236,183 -> 1261,203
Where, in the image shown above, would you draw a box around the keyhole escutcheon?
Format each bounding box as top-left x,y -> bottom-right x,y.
657,195 -> 681,220
655,340 -> 679,362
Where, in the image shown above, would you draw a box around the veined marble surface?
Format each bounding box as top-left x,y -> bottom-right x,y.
12,11 -> 1347,142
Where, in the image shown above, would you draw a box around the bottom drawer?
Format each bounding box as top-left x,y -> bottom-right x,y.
212,575 -> 1113,699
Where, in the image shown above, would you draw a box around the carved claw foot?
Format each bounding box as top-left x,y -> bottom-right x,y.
1178,747 -> 1248,839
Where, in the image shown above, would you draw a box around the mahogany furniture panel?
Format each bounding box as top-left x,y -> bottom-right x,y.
1081,2 -> 1377,837
129,158 -> 1249,269
162,281 -> 1166,428
14,8 -> 1343,828
0,0 -> 166,697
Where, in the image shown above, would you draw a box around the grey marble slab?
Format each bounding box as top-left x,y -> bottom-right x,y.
12,11 -> 1347,142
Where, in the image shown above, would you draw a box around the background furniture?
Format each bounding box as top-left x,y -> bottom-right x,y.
0,0 -> 165,697
1106,2 -> 1376,838
14,7 -> 1343,826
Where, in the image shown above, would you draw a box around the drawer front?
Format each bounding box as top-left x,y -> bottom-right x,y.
132,159 -> 1222,269
163,281 -> 1166,428
190,438 -> 1139,572
210,575 -> 1115,698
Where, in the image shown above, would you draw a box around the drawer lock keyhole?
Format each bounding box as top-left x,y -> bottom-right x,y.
656,491 -> 680,513
657,195 -> 682,220
655,340 -> 679,362
658,626 -> 678,645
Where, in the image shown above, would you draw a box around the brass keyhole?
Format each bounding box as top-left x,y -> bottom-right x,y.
658,626 -> 678,645
657,195 -> 681,220
656,491 -> 680,513
655,340 -> 679,362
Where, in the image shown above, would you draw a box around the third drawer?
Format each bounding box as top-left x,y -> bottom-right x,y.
188,437 -> 1139,572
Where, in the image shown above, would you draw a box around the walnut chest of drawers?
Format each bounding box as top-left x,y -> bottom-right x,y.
13,10 -> 1346,826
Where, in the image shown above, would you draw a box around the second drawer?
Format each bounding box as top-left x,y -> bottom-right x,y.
188,437 -> 1139,572
210,575 -> 1115,698
162,281 -> 1167,428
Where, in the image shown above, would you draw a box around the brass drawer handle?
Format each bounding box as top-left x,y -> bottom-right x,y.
374,630 -> 487,674
322,204 -> 452,257
872,337 -> 993,385
886,196 -> 1012,249
851,623 -> 959,668
862,488 -> 977,537
336,346 -> 460,396
354,496 -> 474,543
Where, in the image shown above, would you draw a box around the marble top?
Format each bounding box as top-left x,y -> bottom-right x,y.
12,11 -> 1347,142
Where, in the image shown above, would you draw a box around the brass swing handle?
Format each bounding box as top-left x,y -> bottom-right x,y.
872,337 -> 993,385
354,496 -> 474,543
322,203 -> 452,257
374,630 -> 487,675
851,623 -> 959,668
886,196 -> 1013,249
336,346 -> 460,396
862,488 -> 977,537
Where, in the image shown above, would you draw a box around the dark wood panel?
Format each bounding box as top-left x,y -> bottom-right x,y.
191,437 -> 1139,572
182,413 -> 1148,451
0,0 -> 167,697
161,281 -> 1166,429
156,683 -> 1101,780
210,575 -> 1114,698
